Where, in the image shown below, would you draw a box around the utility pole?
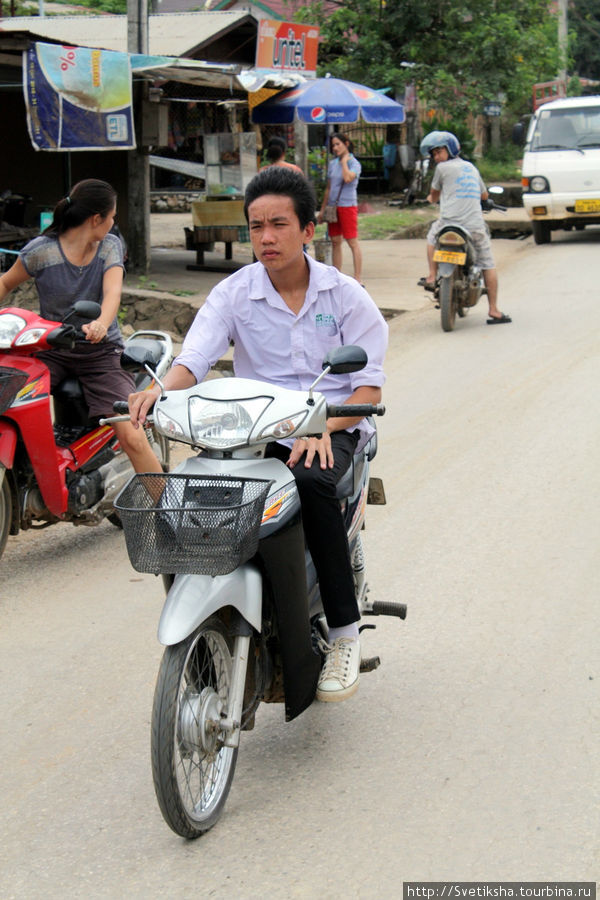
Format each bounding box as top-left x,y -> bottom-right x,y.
127,0 -> 151,273
558,0 -> 568,87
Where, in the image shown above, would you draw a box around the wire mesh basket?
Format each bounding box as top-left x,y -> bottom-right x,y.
0,368 -> 28,415
115,473 -> 273,576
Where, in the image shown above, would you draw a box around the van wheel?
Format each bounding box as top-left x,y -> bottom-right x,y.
532,221 -> 551,244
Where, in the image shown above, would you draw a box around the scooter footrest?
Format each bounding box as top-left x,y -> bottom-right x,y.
360,655 -> 381,672
364,600 -> 407,620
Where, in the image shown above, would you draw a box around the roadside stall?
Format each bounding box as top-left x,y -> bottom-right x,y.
183,132 -> 256,271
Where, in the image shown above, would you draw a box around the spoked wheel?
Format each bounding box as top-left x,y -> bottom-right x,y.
149,426 -> 170,473
151,616 -> 238,839
440,272 -> 457,331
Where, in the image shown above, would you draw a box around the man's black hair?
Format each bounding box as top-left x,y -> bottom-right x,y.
244,167 -> 316,229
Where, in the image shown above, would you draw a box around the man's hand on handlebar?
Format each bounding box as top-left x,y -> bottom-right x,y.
129,384 -> 161,428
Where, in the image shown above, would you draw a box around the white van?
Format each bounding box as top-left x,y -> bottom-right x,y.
518,95 -> 600,244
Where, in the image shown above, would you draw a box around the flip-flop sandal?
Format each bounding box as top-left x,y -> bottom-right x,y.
487,313 -> 512,324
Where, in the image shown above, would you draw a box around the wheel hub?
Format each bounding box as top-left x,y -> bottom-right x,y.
179,687 -> 223,756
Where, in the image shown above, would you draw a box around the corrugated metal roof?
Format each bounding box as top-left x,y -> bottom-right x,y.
0,11 -> 253,56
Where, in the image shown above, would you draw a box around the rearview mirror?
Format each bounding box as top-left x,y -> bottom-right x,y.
120,344 -> 157,372
323,345 -> 368,374
64,300 -> 102,323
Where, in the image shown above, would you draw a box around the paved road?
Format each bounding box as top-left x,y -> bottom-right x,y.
1,230 -> 598,898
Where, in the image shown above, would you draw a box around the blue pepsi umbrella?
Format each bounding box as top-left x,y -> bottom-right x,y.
251,76 -> 405,125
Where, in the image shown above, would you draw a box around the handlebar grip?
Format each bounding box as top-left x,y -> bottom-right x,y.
46,327 -> 76,350
113,401 -> 130,414
327,403 -> 386,418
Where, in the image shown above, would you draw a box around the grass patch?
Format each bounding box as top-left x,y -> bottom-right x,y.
314,206 -> 436,241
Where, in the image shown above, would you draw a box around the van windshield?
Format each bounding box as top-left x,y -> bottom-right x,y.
530,106 -> 600,151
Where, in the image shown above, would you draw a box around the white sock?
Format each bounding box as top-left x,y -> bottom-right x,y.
328,622 -> 359,643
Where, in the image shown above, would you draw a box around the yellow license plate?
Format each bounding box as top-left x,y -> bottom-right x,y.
574,198 -> 600,213
433,249 -> 467,264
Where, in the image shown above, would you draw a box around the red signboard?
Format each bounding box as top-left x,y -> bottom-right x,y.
256,20 -> 319,75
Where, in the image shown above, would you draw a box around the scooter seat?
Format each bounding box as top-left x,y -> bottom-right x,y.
334,418 -> 378,500
54,376 -> 84,403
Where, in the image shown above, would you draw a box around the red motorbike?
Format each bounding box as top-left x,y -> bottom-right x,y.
0,300 -> 172,561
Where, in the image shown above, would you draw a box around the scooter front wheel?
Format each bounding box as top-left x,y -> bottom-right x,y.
151,615 -> 238,839
0,474 -> 11,560
440,273 -> 457,332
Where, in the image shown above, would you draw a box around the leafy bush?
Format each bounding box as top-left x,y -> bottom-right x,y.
307,146 -> 328,205
421,115 -> 476,160
477,144 -> 522,182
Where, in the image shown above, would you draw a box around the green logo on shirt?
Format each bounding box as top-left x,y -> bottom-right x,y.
315,313 -> 336,328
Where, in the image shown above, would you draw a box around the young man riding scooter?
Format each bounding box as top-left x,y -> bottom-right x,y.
420,130 -> 511,325
129,167 -> 388,702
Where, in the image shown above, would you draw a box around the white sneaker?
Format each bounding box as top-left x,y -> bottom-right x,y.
316,637 -> 360,702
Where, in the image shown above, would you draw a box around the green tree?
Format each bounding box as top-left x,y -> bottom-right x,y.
570,0 -> 600,80
296,0 -> 560,118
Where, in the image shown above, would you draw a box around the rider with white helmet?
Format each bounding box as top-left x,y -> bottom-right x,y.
420,130 -> 511,324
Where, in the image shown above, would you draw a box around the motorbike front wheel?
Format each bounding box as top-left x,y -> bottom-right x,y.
0,473 -> 11,559
149,426 -> 170,473
151,615 -> 238,839
440,273 -> 457,332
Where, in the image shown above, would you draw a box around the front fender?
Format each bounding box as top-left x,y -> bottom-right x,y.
0,420 -> 17,469
157,563 -> 262,646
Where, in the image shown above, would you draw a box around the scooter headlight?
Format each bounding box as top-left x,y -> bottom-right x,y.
0,314 -> 26,348
188,396 -> 272,449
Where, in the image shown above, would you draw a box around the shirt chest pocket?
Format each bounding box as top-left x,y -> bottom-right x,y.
308,323 -> 341,367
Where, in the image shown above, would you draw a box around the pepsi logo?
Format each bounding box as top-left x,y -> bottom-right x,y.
311,106 -> 326,122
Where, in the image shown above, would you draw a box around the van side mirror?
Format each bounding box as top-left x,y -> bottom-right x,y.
512,122 -> 525,146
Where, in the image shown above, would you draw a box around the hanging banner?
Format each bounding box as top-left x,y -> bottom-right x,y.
255,20 -> 319,76
24,42 -> 135,151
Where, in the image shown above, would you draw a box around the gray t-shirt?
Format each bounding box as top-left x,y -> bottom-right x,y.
431,157 -> 486,229
327,155 -> 362,207
20,232 -> 124,344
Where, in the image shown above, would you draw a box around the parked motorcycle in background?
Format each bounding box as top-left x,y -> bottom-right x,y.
421,187 -> 506,331
106,344 -> 406,839
0,300 -> 172,560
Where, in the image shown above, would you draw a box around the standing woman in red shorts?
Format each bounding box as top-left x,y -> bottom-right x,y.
317,133 -> 363,283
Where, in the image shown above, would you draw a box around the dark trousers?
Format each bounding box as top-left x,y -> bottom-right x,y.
266,430 -> 360,628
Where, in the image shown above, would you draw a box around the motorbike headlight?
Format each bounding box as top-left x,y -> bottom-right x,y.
258,410 -> 308,441
0,314 -> 26,348
528,176 -> 550,193
189,396 -> 272,449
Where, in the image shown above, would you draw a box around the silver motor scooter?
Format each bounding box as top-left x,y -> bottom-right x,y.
107,344 -> 406,839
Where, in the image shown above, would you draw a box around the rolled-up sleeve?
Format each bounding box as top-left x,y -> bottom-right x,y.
339,285 -> 388,390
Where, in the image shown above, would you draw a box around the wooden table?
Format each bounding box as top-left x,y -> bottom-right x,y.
184,198 -> 249,272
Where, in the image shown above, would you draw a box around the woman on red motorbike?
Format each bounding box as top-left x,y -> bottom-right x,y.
0,179 -> 162,473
